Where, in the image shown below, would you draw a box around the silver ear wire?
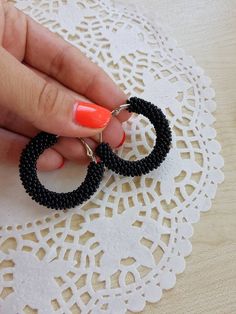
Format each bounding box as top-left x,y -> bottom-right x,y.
99,132 -> 103,144
79,138 -> 97,163
79,103 -> 129,160
111,103 -> 129,116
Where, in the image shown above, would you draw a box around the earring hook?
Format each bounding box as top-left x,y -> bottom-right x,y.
99,103 -> 129,146
79,138 -> 97,163
111,103 -> 129,117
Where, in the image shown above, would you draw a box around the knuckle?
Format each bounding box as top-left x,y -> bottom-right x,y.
3,134 -> 19,163
83,67 -> 101,95
50,44 -> 73,77
5,139 -> 15,162
37,82 -> 60,118
0,108 -> 16,128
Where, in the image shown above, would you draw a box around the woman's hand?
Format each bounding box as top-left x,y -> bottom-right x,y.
0,1 -> 129,171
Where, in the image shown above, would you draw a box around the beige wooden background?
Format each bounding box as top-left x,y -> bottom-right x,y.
124,0 -> 236,313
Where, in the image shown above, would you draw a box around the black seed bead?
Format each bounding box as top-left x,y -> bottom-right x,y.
95,97 -> 172,177
19,132 -> 105,210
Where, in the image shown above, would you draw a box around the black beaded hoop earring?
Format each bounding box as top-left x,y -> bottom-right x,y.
95,97 -> 172,177
19,132 -> 105,210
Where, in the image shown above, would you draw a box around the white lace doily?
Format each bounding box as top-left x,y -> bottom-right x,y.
0,1 -> 224,313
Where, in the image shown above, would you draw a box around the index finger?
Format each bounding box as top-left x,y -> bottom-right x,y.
24,15 -> 130,121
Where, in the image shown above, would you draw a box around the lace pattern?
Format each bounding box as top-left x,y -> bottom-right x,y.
0,1 -> 224,313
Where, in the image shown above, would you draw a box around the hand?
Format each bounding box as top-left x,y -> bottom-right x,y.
0,1 -> 130,171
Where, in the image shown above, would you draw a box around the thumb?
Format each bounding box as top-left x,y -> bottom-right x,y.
0,47 -> 111,138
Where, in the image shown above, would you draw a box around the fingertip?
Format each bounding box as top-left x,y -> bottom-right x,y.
57,159 -> 65,169
115,131 -> 126,148
92,116 -> 125,148
37,148 -> 64,172
53,137 -> 97,164
117,110 -> 132,122
111,93 -> 132,122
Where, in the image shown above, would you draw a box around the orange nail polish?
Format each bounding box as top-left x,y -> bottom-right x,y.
74,101 -> 111,129
58,159 -> 65,169
116,131 -> 126,148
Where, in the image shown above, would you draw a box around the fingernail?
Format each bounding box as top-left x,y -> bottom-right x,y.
58,159 -> 65,169
116,131 -> 126,148
74,101 -> 111,129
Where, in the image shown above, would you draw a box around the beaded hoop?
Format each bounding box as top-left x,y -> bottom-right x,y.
19,132 -> 105,210
95,97 -> 172,176
19,97 -> 171,209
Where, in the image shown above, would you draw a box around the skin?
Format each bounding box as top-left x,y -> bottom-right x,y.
0,1 -> 130,171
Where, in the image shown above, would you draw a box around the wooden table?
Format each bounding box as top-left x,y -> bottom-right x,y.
126,0 -> 236,313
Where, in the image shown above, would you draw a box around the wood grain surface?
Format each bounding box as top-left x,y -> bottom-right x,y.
125,0 -> 236,313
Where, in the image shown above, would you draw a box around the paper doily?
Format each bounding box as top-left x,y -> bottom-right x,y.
0,0 -> 224,313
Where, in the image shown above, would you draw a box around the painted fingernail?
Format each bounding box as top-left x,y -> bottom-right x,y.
58,159 -> 65,169
116,131 -> 126,148
74,101 -> 111,129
